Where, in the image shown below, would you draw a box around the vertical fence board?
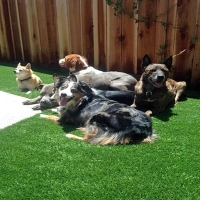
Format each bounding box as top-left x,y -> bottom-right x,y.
137,0 -> 157,74
17,0 -> 31,62
106,4 -> 122,71
25,0 -> 40,63
191,0 -> 200,89
7,0 -> 23,61
80,0 -> 94,64
67,0 -> 82,55
45,0 -> 59,64
93,0 -> 107,70
121,0 -> 138,74
173,0 -> 198,83
164,1 -> 178,61
154,0 -> 168,62
56,0 -> 71,59
0,0 -> 10,59
35,0 -> 50,64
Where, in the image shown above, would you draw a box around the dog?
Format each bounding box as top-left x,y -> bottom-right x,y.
41,79 -> 156,145
131,54 -> 187,115
53,74 -> 135,106
14,63 -> 42,94
22,83 -> 58,110
54,71 -> 137,91
59,54 -> 103,75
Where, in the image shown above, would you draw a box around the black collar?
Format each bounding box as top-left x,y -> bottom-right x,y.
19,77 -> 32,82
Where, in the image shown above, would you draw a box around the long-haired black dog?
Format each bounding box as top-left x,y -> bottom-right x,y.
41,78 -> 156,145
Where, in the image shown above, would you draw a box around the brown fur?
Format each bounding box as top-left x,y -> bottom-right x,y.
59,54 -> 88,71
131,54 -> 186,115
14,63 -> 42,93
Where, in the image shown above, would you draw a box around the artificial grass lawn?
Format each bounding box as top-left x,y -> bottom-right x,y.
0,62 -> 200,199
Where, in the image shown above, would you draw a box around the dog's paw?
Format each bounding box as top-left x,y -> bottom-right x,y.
22,100 -> 31,105
130,103 -> 136,108
32,105 -> 41,110
26,91 -> 31,94
40,114 -> 47,118
66,134 -> 75,138
51,107 -> 60,114
145,110 -> 152,116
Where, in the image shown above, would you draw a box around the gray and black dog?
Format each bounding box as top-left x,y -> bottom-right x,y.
22,83 -> 58,110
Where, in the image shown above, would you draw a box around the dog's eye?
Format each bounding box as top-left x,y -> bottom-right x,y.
60,84 -> 68,90
150,69 -> 156,72
71,87 -> 78,93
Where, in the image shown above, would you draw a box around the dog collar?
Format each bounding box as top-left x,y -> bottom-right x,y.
19,77 -> 32,82
145,91 -> 154,102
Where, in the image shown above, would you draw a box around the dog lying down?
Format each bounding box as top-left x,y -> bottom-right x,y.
41,79 -> 157,145
53,74 -> 135,106
14,63 -> 42,94
22,83 -> 58,110
22,74 -> 135,110
59,54 -> 103,75
131,54 -> 186,115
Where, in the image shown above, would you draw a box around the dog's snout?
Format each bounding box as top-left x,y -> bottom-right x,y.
60,93 -> 67,97
157,75 -> 165,81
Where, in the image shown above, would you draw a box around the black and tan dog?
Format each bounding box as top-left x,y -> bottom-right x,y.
41,79 -> 156,145
131,54 -> 186,115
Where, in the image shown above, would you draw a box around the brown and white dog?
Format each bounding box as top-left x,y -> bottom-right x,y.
14,63 -> 42,94
131,54 -> 186,115
59,54 -> 102,75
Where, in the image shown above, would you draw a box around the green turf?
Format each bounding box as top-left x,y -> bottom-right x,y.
0,62 -> 200,199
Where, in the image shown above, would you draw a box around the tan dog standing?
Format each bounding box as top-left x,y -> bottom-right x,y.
14,63 -> 42,94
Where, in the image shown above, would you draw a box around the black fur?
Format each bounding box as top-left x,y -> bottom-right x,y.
59,81 -> 156,145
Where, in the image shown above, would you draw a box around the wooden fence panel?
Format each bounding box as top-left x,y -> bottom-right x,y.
0,0 -> 10,59
137,0 -> 157,74
92,0 -> 107,71
35,0 -> 50,64
106,5 -> 122,71
121,0 -> 138,74
7,0 -> 23,61
154,0 -> 168,62
0,0 -> 200,89
56,0 -> 71,59
191,0 -> 200,88
172,0 -> 198,84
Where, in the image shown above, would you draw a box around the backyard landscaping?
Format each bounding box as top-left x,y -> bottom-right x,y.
0,62 -> 200,199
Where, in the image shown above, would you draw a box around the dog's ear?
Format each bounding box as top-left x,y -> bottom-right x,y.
26,63 -> 31,69
17,63 -> 21,67
79,56 -> 88,68
69,73 -> 78,82
163,56 -> 173,70
142,54 -> 152,68
79,81 -> 93,95
36,84 -> 44,90
53,74 -> 58,83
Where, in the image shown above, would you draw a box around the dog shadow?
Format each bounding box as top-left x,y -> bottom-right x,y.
152,95 -> 188,121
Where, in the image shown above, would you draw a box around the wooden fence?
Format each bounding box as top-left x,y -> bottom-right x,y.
0,0 -> 200,89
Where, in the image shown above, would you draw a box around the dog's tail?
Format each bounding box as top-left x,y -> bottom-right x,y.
84,114 -> 158,145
